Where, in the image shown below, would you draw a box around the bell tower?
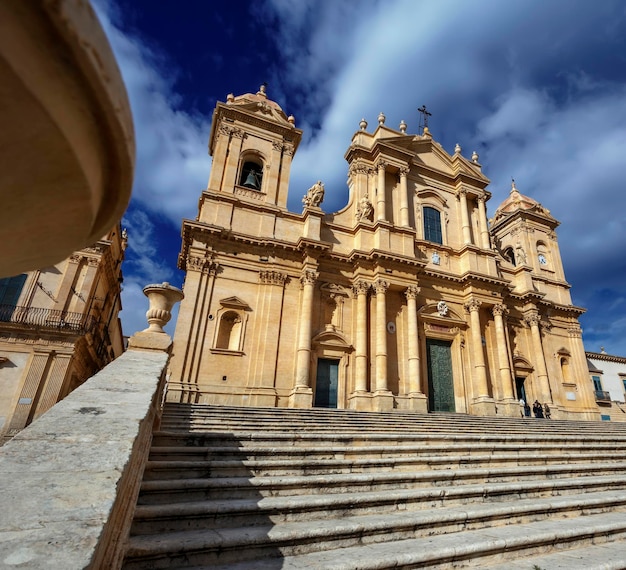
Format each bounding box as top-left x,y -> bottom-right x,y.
206,85 -> 302,209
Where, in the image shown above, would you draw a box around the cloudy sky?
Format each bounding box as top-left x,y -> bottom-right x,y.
94,0 -> 626,355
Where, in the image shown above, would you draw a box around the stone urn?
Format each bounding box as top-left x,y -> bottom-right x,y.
142,282 -> 184,333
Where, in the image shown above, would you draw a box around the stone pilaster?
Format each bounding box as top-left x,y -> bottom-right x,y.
457,188 -> 472,245
348,280 -> 371,410
492,304 -> 517,416
289,268 -> 318,407
376,161 -> 387,222
222,128 -> 245,191
405,285 -> 427,412
477,196 -> 491,249
373,278 -> 393,411
465,298 -> 495,415
399,167 -> 410,227
524,310 -> 553,404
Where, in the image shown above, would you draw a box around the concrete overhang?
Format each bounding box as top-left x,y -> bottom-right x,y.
0,0 -> 134,277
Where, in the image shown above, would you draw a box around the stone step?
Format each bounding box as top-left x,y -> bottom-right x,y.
141,463 -> 624,502
151,429 -> 626,448
161,403 -> 626,432
141,454 -> 626,482
147,441 -> 626,462
159,418 -> 620,436
182,513 -> 626,570
131,476 -> 626,533
123,498 -> 626,568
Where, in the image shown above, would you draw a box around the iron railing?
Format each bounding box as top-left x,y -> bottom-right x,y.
0,304 -> 96,334
595,390 -> 611,402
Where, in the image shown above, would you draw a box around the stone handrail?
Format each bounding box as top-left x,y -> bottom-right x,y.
0,283 -> 183,568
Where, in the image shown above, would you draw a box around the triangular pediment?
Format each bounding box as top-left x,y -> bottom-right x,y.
219,296 -> 251,310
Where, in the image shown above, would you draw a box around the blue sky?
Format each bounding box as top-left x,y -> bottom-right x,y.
94,0 -> 626,355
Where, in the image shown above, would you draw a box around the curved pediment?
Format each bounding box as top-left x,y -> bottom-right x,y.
312,328 -> 353,352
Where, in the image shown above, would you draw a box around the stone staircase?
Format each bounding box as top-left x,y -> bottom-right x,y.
122,403 -> 626,569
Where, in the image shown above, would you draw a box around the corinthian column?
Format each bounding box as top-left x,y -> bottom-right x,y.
464,298 -> 489,397
405,285 -> 423,395
294,269 -> 318,388
376,161 -> 387,222
477,196 -> 491,249
525,310 -> 553,403
457,188 -> 472,245
353,280 -> 370,392
373,278 -> 389,392
492,304 -> 515,400
399,167 -> 410,227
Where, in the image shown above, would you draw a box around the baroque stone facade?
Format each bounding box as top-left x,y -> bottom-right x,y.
167,86 -> 599,420
0,226 -> 127,443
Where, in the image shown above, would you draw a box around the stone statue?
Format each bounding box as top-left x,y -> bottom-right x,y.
514,241 -> 527,265
302,180 -> 325,208
356,194 -> 373,221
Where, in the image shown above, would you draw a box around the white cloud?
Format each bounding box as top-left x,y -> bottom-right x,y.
93,0 -> 211,227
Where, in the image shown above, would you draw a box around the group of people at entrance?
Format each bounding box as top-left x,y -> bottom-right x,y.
520,399 -> 551,419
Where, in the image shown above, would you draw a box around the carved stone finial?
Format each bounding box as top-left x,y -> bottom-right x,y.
226,93 -> 235,103
142,282 -> 184,333
359,118 -> 368,131
472,150 -> 479,163
302,180 -> 325,208
455,143 -> 462,154
288,115 -> 295,125
378,112 -> 386,125
399,120 -> 407,134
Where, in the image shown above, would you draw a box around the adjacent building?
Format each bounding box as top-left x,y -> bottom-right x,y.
0,226 -> 127,443
166,86 -> 599,420
587,349 -> 626,421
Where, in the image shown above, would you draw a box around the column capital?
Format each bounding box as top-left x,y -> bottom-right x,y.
405,285 -> 421,300
524,312 -> 541,327
300,269 -> 319,286
398,166 -> 410,177
477,194 -> 488,204
492,303 -> 508,317
464,298 -> 482,313
259,270 -> 288,285
456,187 -> 468,198
376,160 -> 388,171
272,141 -> 284,152
373,278 -> 389,294
352,280 -> 370,296
567,326 -> 583,338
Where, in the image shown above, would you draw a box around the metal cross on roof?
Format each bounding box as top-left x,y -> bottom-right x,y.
418,105 -> 432,131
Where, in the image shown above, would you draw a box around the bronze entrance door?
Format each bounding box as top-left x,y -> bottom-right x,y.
426,338 -> 455,412
315,358 -> 339,408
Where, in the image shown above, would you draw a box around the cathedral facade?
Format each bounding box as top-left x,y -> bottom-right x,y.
167,86 -> 599,420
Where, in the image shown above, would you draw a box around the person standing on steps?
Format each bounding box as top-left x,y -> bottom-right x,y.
533,400 -> 544,418
543,402 -> 551,419
524,401 -> 531,418
519,398 -> 526,418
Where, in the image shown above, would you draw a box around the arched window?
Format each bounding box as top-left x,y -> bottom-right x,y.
216,311 -> 243,350
239,160 -> 263,190
503,247 -> 515,266
423,206 -> 442,244
560,357 -> 571,383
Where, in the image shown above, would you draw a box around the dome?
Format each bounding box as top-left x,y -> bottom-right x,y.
226,84 -> 294,125
493,180 -> 554,222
